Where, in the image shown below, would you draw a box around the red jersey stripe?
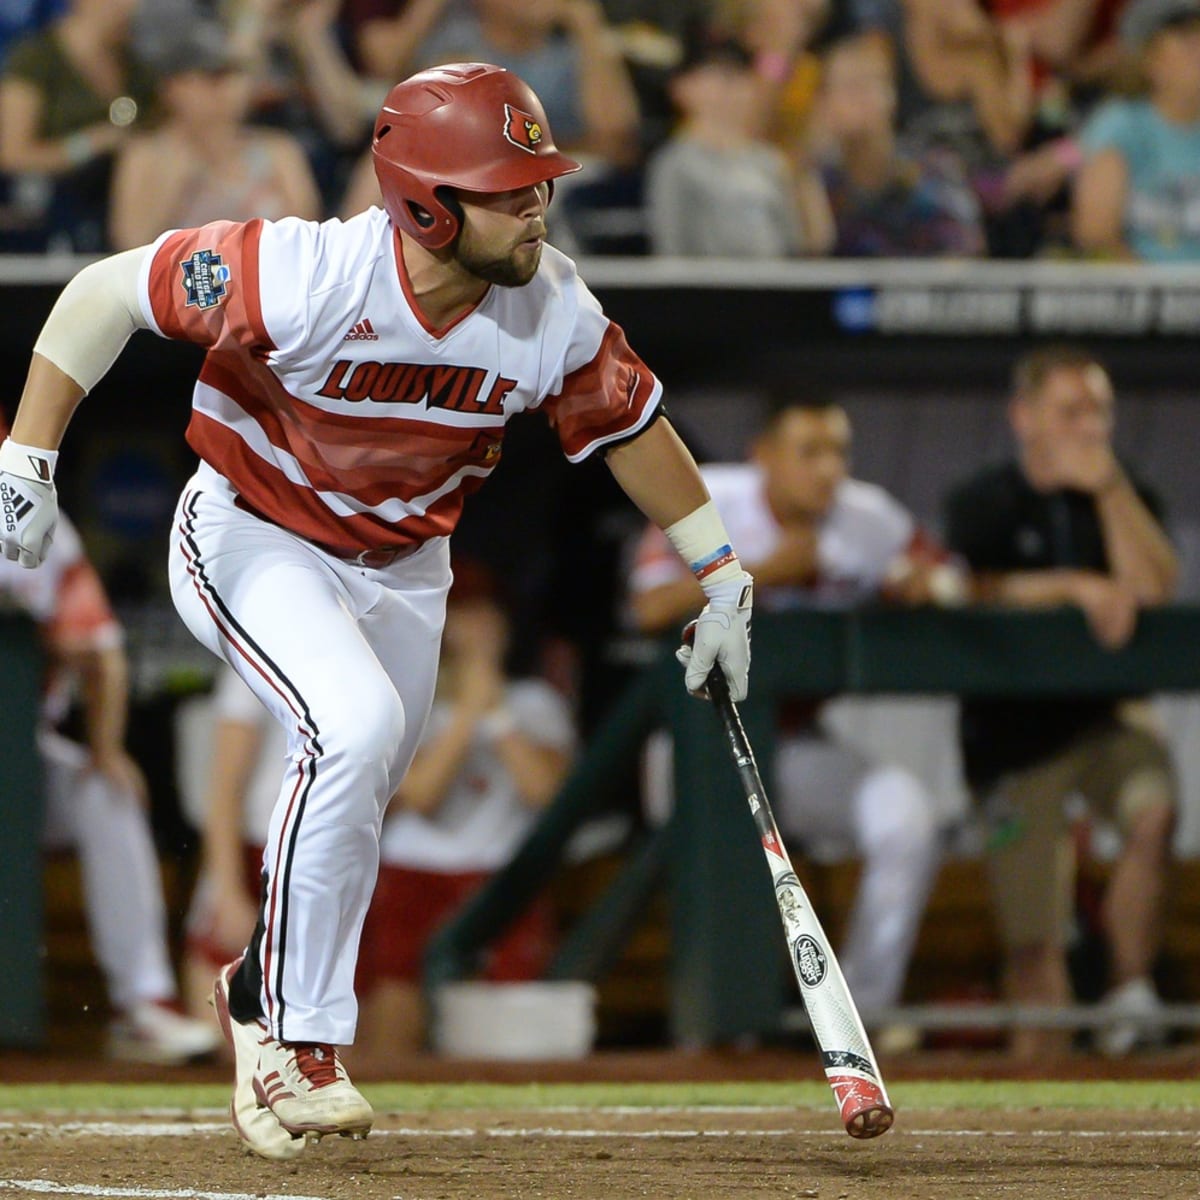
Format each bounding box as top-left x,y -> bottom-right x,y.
195,358 -> 502,504
188,414 -> 485,553
544,321 -> 658,460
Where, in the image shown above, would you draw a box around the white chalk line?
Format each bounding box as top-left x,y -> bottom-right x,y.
0,1182 -> 332,1200
1,1121 -> 1198,1140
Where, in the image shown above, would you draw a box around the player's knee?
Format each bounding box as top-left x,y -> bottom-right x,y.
319,685 -> 406,775
855,765 -> 937,861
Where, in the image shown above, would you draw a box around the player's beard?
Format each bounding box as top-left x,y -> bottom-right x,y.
454,225 -> 543,287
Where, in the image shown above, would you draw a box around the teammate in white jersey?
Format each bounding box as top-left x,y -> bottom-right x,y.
0,423 -> 218,1066
0,63 -> 753,1159
631,396 -> 964,1030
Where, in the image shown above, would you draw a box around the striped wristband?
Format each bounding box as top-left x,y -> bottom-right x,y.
664,499 -> 744,596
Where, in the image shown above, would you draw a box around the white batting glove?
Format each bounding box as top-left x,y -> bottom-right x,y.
0,438 -> 58,568
676,571 -> 753,701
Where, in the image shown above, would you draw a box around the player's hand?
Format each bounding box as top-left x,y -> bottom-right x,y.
676,572 -> 753,701
0,440 -> 58,568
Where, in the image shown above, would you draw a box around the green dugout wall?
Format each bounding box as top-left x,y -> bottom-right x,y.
0,615 -> 43,1047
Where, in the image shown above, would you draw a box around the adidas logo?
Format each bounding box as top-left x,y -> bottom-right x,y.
343,318 -> 379,341
0,481 -> 32,532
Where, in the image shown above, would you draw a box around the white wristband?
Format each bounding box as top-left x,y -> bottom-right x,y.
663,499 -> 744,597
0,437 -> 58,483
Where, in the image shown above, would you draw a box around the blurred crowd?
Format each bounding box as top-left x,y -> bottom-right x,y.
2,0 -> 1199,261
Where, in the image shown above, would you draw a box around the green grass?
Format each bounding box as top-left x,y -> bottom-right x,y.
0,1080 -> 1195,1115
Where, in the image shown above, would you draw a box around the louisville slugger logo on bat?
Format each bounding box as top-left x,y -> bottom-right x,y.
704,663 -> 894,1141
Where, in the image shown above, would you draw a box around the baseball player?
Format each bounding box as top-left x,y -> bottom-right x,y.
0,63 -> 753,1160
631,396 -> 960,1027
0,422 -> 218,1065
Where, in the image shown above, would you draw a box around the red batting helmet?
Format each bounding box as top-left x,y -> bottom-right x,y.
372,62 -> 582,250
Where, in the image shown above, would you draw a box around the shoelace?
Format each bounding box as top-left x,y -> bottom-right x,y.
290,1043 -> 340,1089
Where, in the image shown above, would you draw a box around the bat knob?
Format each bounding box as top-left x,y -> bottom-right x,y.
830,1075 -> 895,1139
845,1104 -> 895,1140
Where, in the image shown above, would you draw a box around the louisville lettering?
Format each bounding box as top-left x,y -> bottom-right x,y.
317,359 -> 517,414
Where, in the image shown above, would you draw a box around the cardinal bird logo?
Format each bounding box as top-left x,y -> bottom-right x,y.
503,103 -> 543,154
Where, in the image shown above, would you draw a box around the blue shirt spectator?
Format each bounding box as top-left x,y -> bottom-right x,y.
1079,98 -> 1200,262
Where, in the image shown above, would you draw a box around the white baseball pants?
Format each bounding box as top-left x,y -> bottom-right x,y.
169,464 -> 451,1044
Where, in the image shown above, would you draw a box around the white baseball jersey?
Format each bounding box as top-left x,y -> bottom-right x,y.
630,463 -> 918,610
138,207 -> 662,557
379,679 -> 575,872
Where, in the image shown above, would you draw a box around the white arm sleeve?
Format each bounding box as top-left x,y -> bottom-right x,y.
32,245 -> 152,393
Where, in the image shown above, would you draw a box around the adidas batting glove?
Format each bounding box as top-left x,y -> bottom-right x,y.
0,438 -> 58,568
676,571 -> 753,701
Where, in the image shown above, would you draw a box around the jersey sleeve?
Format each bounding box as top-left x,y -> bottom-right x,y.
539,276 -> 663,463
138,217 -> 314,361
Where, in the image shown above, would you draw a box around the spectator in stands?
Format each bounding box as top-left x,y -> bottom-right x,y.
597,0 -> 725,154
900,0 -> 1035,159
0,0 -> 156,251
890,0 -> 1050,252
108,22 -> 321,251
987,0 -> 1130,87
353,559 -> 575,1066
1072,0 -> 1200,262
0,421 -> 218,1064
813,30 -> 986,256
176,665 -> 282,1039
944,345 -> 1178,1059
645,28 -> 834,257
346,0 -> 639,165
630,394 -> 962,1043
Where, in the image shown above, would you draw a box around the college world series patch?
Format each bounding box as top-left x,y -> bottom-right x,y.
181,249 -> 231,309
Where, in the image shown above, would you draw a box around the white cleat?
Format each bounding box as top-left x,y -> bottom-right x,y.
253,1038 -> 373,1139
107,1000 -> 221,1066
212,960 -> 305,1161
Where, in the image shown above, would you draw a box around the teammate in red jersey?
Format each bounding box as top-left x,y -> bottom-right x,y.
0,63 -> 752,1159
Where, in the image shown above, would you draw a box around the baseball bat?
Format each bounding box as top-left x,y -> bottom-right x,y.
704,663 -> 894,1139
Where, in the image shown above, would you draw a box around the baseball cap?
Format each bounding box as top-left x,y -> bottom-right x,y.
1119,0 -> 1200,50
151,21 -> 240,78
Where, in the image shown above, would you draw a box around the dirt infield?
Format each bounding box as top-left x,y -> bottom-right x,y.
3,1049 -> 1200,1198
3,1104 -> 1198,1200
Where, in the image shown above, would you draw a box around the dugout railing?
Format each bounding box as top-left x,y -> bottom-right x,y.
425,606 -> 1200,1047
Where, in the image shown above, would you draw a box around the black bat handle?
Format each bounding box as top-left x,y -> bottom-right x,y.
704,665 -> 780,849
